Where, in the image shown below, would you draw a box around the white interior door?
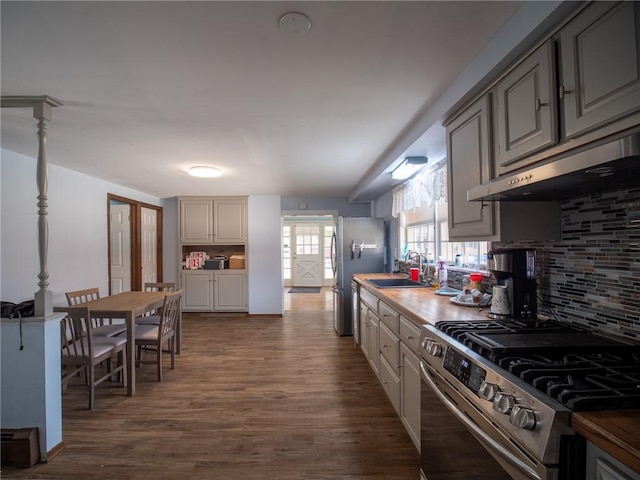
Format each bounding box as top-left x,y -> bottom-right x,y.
292,224 -> 322,287
141,207 -> 158,285
110,204 -> 131,294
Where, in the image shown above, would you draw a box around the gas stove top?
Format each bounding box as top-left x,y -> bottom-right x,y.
434,319 -> 640,412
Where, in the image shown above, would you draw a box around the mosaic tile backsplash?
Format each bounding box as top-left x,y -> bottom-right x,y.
495,187 -> 640,341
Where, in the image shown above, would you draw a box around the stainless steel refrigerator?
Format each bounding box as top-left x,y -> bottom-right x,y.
331,217 -> 385,337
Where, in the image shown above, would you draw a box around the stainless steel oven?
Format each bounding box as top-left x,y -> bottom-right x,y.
417,318 -> 640,480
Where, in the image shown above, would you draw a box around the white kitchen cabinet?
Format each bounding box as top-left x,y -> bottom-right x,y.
446,94 -> 561,241
367,309 -> 380,378
213,198 -> 248,244
180,199 -> 214,244
181,270 -> 214,311
400,341 -> 421,451
493,40 -> 558,173
357,288 -> 422,450
585,440 -> 640,480
179,197 -> 247,245
559,2 -> 640,140
379,355 -> 401,415
214,270 -> 247,311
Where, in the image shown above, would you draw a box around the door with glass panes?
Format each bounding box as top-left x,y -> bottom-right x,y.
291,224 -> 322,287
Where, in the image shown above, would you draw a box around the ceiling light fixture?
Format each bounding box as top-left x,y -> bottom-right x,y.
188,166 -> 222,178
391,156 -> 428,180
278,12 -> 312,37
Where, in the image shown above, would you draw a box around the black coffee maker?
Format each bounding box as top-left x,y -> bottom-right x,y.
487,248 -> 537,319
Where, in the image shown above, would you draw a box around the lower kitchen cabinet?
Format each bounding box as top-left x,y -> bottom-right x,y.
358,289 -> 422,452
400,342 -> 421,450
181,269 -> 247,312
585,441 -> 640,480
366,309 -> 380,378
214,270 -> 247,311
181,270 -> 214,311
379,355 -> 401,414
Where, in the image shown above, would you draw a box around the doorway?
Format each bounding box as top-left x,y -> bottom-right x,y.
107,194 -> 163,293
282,215 -> 334,288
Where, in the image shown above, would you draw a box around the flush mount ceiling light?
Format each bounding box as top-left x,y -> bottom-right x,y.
391,156 -> 428,180
188,166 -> 222,178
278,12 -> 312,37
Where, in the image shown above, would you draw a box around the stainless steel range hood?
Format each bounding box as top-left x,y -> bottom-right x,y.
467,133 -> 640,201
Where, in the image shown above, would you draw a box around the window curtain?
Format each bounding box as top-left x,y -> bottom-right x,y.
392,160 -> 447,218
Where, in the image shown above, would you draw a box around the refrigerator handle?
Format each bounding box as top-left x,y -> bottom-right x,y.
350,240 -> 355,260
330,231 -> 337,277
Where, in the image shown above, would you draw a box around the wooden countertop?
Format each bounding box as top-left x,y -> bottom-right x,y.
573,411 -> 640,474
353,273 -> 640,475
353,273 -> 489,326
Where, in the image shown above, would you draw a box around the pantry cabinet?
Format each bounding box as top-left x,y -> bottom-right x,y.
180,197 -> 247,245
179,196 -> 248,312
559,2 -> 640,140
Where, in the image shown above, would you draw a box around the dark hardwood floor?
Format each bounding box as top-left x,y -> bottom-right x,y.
2,288 -> 419,479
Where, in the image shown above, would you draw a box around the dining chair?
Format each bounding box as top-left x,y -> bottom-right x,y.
134,290 -> 182,381
61,306 -> 128,409
66,287 -> 127,337
136,282 -> 176,326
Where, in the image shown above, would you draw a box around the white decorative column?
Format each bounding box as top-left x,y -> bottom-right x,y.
1,95 -> 62,316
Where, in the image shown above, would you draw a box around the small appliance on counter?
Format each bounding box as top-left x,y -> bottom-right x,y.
487,247 -> 537,319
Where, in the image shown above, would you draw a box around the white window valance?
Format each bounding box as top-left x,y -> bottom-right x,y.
392,161 -> 447,218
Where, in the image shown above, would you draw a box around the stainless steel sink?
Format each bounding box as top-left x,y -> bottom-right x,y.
368,278 -> 428,288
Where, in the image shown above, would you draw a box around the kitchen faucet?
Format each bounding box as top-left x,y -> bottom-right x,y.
404,251 -> 429,283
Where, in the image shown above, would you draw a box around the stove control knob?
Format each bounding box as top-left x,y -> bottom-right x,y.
421,338 -> 431,350
493,392 -> 516,414
478,382 -> 500,401
427,342 -> 443,357
510,405 -> 536,430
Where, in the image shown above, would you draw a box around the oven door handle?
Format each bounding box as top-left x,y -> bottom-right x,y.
420,362 -> 541,480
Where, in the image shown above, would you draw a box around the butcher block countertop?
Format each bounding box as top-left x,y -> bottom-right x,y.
353,272 -> 640,475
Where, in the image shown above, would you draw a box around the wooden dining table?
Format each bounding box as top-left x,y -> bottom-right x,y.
66,291 -> 177,396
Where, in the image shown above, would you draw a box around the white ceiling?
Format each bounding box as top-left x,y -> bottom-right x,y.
1,1 -> 523,201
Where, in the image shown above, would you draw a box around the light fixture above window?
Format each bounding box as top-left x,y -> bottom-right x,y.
188,166 -> 222,178
391,156 -> 428,180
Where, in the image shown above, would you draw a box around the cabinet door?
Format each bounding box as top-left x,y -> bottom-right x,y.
359,304 -> 369,357
379,355 -> 401,415
180,199 -> 213,244
400,342 -> 421,451
560,2 -> 640,139
213,198 -> 247,244
214,270 -> 247,311
494,40 -> 558,173
446,95 -> 495,239
181,270 -> 214,311
368,310 -> 380,378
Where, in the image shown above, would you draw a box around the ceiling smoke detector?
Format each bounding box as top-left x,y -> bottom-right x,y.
278,12 -> 311,37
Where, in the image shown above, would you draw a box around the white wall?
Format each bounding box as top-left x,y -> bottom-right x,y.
248,195 -> 283,315
0,148 -> 162,306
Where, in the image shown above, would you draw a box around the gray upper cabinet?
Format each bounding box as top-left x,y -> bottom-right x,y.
494,40 -> 558,174
180,196 -> 247,245
559,1 -> 640,140
446,94 -> 561,241
446,95 -> 494,239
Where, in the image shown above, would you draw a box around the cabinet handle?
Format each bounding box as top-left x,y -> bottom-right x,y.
559,86 -> 573,99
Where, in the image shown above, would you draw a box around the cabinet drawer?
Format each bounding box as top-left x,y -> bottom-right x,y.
378,301 -> 400,334
379,321 -> 400,372
379,356 -> 401,414
400,316 -> 421,352
359,288 -> 379,311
